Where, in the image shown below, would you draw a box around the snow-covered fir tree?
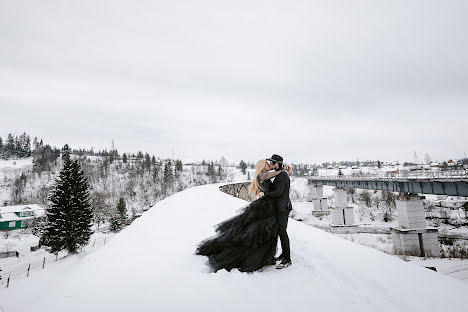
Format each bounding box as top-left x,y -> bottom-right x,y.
116,197 -> 127,223
109,213 -> 122,232
163,160 -> 174,195
207,162 -> 216,183
61,144 -> 71,160
239,160 -> 247,174
41,158 -> 93,253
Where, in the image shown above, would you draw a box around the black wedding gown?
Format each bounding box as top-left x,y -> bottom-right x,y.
196,176 -> 279,272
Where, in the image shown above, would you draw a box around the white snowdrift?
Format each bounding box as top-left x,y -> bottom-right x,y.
10,184 -> 468,311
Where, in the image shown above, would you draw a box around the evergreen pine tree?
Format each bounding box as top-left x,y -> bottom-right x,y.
163,160 -> 174,195
116,197 -> 127,223
110,213 -> 122,232
239,160 -> 247,174
62,144 -> 71,160
175,160 -> 183,179
175,159 -> 183,172
152,163 -> 160,180
24,133 -> 31,157
6,134 -> 14,158
16,132 -> 31,157
41,159 -> 93,253
32,137 -> 39,153
122,153 -> 128,163
14,135 -> 22,157
207,162 -> 216,182
144,153 -> 151,170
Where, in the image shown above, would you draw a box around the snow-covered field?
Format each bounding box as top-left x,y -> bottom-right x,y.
1,183 -> 466,312
0,231 -> 112,269
0,158 -> 33,170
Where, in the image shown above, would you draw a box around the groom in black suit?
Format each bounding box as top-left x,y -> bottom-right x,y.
263,154 -> 292,269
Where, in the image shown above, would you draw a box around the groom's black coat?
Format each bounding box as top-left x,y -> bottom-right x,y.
264,171 -> 291,215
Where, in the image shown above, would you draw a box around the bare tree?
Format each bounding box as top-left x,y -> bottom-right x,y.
359,190 -> 375,221
91,191 -> 110,229
381,191 -> 396,222
424,153 -> 432,165
347,188 -> 356,203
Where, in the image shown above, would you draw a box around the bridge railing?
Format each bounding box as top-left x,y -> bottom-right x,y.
308,170 -> 468,180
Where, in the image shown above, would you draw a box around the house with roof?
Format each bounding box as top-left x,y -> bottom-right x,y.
0,204 -> 46,231
433,196 -> 468,209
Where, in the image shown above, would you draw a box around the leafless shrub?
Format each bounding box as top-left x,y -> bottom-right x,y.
440,240 -> 468,259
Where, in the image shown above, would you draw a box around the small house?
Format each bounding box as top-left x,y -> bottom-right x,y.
0,204 -> 45,231
433,196 -> 468,209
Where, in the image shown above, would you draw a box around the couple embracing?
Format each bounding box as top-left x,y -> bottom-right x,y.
196,154 -> 293,272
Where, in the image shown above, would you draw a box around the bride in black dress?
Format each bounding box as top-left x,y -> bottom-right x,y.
195,159 -> 287,273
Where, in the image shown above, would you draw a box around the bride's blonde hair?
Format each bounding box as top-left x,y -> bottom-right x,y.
249,159 -> 267,198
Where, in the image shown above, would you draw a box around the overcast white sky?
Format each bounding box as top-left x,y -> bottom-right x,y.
1,0 -> 467,164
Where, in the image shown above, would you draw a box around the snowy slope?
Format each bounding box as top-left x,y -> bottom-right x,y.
4,184 -> 467,311
0,158 -> 33,170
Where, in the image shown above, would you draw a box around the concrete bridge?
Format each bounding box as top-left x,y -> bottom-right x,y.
306,170 -> 468,197
303,172 -> 468,258
307,177 -> 468,197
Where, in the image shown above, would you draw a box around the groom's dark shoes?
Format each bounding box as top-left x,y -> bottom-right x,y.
276,259 -> 292,269
269,254 -> 284,265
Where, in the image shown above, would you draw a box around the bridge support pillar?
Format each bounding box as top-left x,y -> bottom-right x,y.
330,188 -> 355,226
391,194 -> 439,257
309,185 -> 329,214
306,184 -> 316,201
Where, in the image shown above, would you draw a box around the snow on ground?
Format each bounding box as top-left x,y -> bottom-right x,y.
335,233 -> 394,255
1,184 -> 467,312
230,167 -> 255,182
0,158 -> 33,170
291,200 -> 400,229
0,252 -> 93,311
408,257 -> 468,282
0,232 -> 40,264
0,231 -> 112,270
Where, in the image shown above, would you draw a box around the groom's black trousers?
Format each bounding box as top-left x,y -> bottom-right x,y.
278,213 -> 291,261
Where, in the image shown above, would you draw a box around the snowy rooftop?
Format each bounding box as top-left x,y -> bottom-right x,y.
3,184 -> 467,311
0,204 -> 44,214
0,204 -> 45,221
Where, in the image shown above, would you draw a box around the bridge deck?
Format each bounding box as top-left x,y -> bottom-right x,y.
307,177 -> 468,197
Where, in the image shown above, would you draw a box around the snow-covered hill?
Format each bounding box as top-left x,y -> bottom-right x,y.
2,184 -> 467,311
